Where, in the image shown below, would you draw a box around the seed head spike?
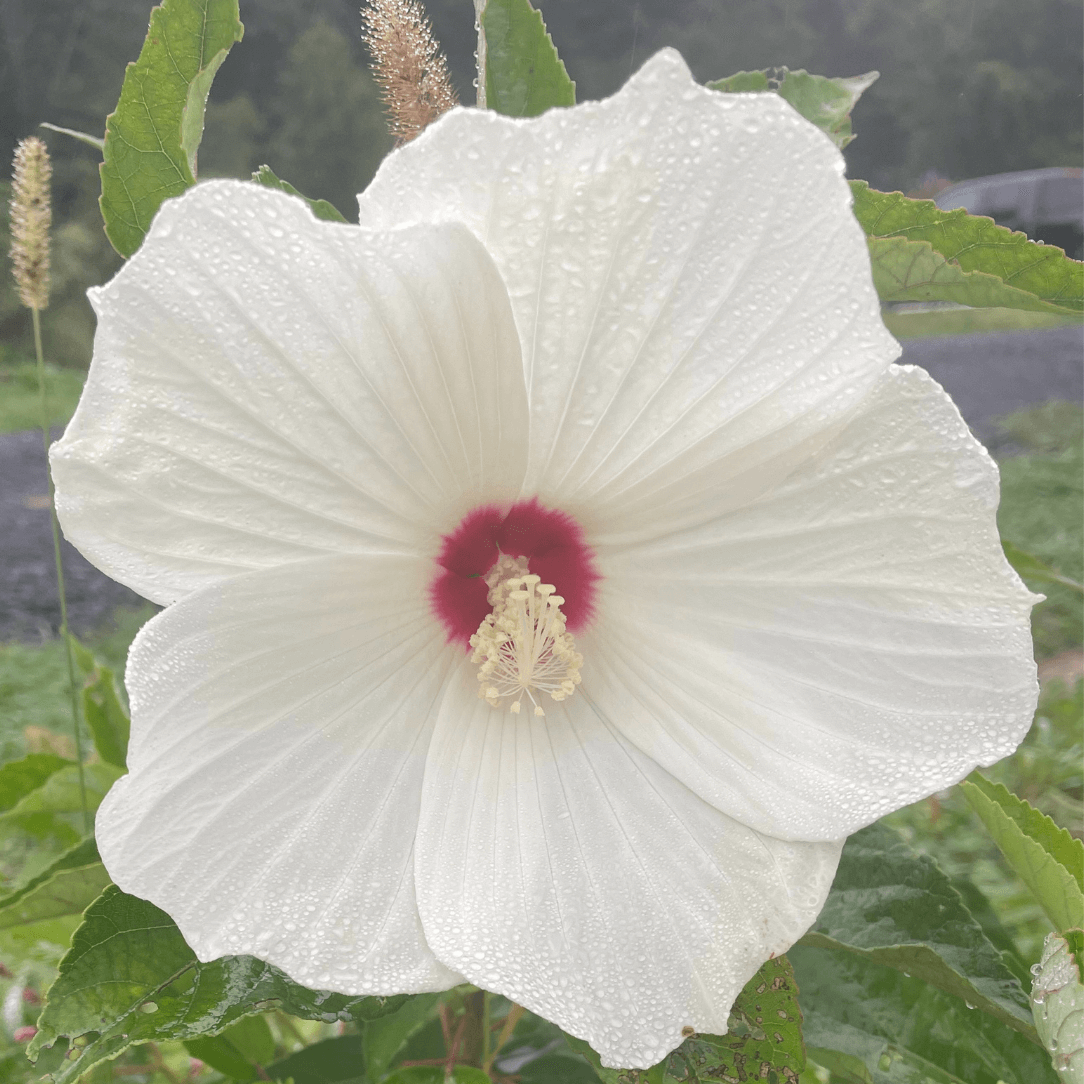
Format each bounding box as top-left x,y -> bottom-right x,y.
361,0 -> 458,146
9,136 -> 52,310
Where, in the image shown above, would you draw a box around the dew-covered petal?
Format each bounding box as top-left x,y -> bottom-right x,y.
96,552 -> 463,993
52,181 -> 528,605
360,50 -> 897,538
414,666 -> 841,1068
590,365 -> 1038,842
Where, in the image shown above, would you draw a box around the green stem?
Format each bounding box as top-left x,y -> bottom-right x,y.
274,1011 -> 308,1050
481,991 -> 491,1071
146,1042 -> 185,1084
484,1002 -> 524,1076
33,306 -> 89,834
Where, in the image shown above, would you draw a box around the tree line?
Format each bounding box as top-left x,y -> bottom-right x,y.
1,0 -> 1081,368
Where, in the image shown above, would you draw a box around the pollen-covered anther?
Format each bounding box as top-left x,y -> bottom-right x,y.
469,563 -> 583,717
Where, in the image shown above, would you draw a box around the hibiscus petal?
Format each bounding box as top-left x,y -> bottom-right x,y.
359,50 -> 897,538
591,365 -> 1038,842
52,181 -> 528,605
415,666 -> 841,1068
96,552 -> 463,993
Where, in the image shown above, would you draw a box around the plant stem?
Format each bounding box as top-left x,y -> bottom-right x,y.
146,1042 -> 184,1084
458,990 -> 485,1067
483,1002 -> 524,1076
274,1011 -> 308,1050
33,306 -> 89,833
481,990 -> 491,1070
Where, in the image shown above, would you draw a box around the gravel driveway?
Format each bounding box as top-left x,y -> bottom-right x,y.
2,324 -> 1081,642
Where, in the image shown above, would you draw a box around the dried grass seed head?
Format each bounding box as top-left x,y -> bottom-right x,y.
9,136 -> 52,310
361,0 -> 458,145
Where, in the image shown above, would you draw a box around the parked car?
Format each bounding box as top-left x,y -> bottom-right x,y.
934,167 -> 1083,259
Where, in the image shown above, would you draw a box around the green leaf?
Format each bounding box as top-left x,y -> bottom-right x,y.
0,754 -> 71,812
866,234 -> 1080,313
776,70 -> 878,149
707,70 -> 770,93
807,1047 -> 874,1083
0,762 -> 122,863
180,48 -> 231,176
251,165 -> 347,223
565,957 -> 804,1083
363,992 -> 442,1081
798,822 -> 1038,1042
68,637 -> 97,677
961,774 -> 1084,934
0,773 -> 107,908
792,945 -> 1058,1084
948,875 -> 1032,987
708,67 -> 878,148
481,0 -> 575,118
0,838 -> 108,930
1031,931 -> 1084,1082
1002,540 -> 1084,595
0,762 -> 122,828
185,1014 -> 276,1079
38,123 -> 105,151
81,663 -> 130,770
99,0 -> 244,257
29,886 -> 406,1084
664,956 -> 806,1082
266,1035 -> 365,1084
517,1048 -> 603,1083
852,181 -> 1084,313
382,1069 -> 491,1084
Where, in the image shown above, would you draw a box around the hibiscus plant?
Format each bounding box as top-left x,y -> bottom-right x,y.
3,1 -> 1083,1083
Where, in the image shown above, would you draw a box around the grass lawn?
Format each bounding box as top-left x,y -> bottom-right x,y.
883,304 -> 1083,340
0,605 -> 156,764
0,359 -> 86,434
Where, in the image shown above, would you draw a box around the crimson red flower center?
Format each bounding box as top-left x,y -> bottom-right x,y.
431,498 -> 599,647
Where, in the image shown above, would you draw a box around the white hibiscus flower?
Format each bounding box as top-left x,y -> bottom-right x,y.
51,51 -> 1037,1069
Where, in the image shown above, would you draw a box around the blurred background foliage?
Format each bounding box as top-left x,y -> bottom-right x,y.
0,0 -> 1081,370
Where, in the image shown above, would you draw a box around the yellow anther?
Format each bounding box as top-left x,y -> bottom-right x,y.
469,555 -> 583,715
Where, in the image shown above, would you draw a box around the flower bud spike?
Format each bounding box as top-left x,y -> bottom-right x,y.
9,136 -> 52,311
361,0 -> 458,146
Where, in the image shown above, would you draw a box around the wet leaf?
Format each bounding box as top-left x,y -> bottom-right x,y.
793,945 -> 1057,1084
799,822 -> 1038,1042
708,68 -> 878,148
29,886 -> 406,1083
1030,931 -> 1084,1082
565,956 -> 804,1082
481,0 -> 575,117
252,165 -> 347,224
